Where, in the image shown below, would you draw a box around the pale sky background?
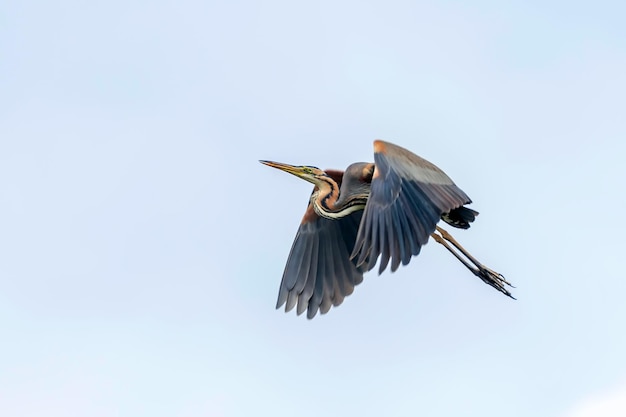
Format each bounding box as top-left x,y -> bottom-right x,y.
1,1 -> 626,416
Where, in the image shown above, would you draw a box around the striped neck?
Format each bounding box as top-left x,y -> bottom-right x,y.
311,176 -> 367,219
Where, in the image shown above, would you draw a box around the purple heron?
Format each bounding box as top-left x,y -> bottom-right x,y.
261,140 -> 513,319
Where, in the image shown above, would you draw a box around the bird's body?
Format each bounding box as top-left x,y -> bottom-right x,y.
261,140 -> 512,319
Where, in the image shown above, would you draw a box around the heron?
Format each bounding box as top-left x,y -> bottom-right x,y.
260,140 -> 513,319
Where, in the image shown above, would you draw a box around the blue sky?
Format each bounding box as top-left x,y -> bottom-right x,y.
1,1 -> 626,416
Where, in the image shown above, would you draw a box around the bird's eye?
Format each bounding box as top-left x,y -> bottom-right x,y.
303,167 -> 312,174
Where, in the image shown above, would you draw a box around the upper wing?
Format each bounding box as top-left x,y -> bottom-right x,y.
276,176 -> 365,319
351,140 -> 472,274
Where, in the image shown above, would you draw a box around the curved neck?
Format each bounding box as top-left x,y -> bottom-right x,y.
312,176 -> 367,219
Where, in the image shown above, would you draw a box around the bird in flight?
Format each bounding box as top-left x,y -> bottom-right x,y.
260,140 -> 513,319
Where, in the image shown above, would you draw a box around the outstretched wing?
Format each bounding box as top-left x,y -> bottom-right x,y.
276,173 -> 365,319
351,140 -> 472,274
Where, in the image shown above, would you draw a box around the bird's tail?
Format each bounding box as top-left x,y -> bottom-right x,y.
441,206 -> 479,229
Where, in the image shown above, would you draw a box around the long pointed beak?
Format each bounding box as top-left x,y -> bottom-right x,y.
259,160 -> 306,177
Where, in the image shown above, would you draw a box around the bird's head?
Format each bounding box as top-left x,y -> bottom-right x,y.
259,160 -> 329,186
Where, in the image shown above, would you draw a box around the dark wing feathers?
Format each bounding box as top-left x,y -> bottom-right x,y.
276,197 -> 365,319
275,140 -> 475,318
352,140 -> 472,274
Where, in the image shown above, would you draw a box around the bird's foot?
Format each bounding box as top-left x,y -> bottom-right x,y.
475,266 -> 515,299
